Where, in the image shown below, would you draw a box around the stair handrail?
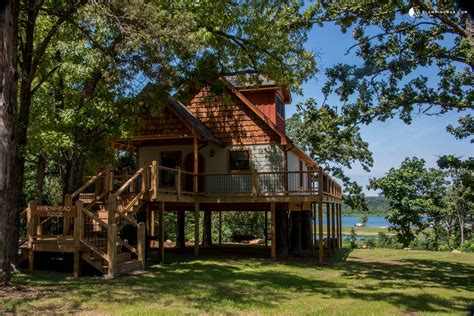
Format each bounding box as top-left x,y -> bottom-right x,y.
114,167 -> 144,196
18,208 -> 28,247
70,169 -> 107,200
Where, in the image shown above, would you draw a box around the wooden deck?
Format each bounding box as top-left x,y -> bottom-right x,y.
19,162 -> 343,278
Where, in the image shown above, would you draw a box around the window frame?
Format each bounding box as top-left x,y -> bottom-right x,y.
228,149 -> 252,173
276,96 -> 285,119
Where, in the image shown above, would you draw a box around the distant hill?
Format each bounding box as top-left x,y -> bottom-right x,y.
342,196 -> 390,215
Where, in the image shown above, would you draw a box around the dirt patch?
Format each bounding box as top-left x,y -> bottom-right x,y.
0,284 -> 56,300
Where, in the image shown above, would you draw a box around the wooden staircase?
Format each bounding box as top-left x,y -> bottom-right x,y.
19,166 -> 149,278
76,167 -> 148,277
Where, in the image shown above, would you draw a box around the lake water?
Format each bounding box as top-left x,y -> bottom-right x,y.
321,216 -> 390,227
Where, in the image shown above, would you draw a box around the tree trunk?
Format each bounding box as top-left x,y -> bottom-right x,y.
0,0 -> 19,284
175,210 -> 185,248
35,154 -> 47,204
201,210 -> 212,247
301,210 -> 313,250
61,153 -> 86,197
457,211 -> 465,245
289,211 -> 302,254
275,207 -> 289,258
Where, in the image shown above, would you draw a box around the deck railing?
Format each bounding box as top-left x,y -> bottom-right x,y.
141,161 -> 342,199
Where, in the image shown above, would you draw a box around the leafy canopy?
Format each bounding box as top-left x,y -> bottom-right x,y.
369,157 -> 448,247
286,98 -> 373,210
310,0 -> 473,140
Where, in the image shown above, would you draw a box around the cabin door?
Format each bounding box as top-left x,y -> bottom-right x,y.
184,153 -> 205,192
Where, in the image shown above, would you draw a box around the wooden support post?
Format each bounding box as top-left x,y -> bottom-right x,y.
107,194 -> 117,226
193,135 -> 198,194
159,201 -> 165,264
104,164 -> 113,192
73,200 -> 84,277
146,205 -> 151,234
108,224 -> 118,278
142,161 -> 149,192
176,166 -> 181,198
312,203 -> 317,252
331,203 -> 336,251
63,194 -> 72,234
137,222 -> 146,268
326,203 -> 331,254
218,210 -> 222,245
151,209 -> 155,237
151,160 -> 158,200
271,202 -> 276,262
27,201 -> 36,271
318,201 -> 324,264
335,203 -> 340,250
318,166 -> 324,264
194,202 -> 200,256
264,210 -> 268,247
339,204 -> 343,249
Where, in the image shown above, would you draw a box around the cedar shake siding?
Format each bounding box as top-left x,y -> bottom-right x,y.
134,106 -> 192,137
187,87 -> 281,145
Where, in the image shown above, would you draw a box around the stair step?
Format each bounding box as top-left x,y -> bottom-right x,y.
117,252 -> 132,262
117,260 -> 142,274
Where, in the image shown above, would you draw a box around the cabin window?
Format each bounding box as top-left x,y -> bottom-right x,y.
160,152 -> 181,187
276,97 -> 285,118
229,150 -> 251,171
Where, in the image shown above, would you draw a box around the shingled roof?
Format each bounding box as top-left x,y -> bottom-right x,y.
166,95 -> 223,146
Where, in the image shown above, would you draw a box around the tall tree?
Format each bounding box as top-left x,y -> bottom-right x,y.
0,0 -> 19,284
438,155 -> 473,245
369,157 -> 447,247
312,0 -> 473,140
286,98 -> 373,211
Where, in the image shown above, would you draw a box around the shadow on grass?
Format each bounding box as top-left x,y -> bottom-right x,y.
4,248 -> 474,314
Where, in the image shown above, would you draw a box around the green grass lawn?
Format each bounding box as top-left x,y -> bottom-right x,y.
341,226 -> 390,237
1,248 -> 473,315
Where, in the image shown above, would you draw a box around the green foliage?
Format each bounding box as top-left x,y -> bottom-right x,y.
349,227 -> 357,249
376,232 -> 401,249
365,238 -> 376,248
311,0 -> 473,141
359,214 -> 368,225
343,196 -> 390,215
369,157 -> 448,247
286,98 -> 373,211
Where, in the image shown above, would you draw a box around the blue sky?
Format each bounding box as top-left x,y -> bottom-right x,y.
286,22 -> 473,196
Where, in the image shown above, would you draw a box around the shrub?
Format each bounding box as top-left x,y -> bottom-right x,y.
350,227 -> 357,249
438,243 -> 450,251
460,240 -> 472,252
365,238 -> 376,248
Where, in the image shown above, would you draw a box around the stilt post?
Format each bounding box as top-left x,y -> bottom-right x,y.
264,210 -> 268,247
73,200 -> 84,277
108,224 -> 118,278
137,222 -> 146,268
27,201 -> 37,271
271,202 -> 276,262
318,166 -> 324,264
194,202 -> 200,256
159,201 -> 165,263
219,210 -> 222,245
151,160 -> 158,200
331,203 -> 336,251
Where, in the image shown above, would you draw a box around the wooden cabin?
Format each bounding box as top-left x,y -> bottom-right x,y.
19,78 -> 343,278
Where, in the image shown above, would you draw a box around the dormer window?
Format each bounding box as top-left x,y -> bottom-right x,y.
276,97 -> 285,118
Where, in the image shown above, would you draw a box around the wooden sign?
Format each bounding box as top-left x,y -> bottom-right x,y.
31,205 -> 77,217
